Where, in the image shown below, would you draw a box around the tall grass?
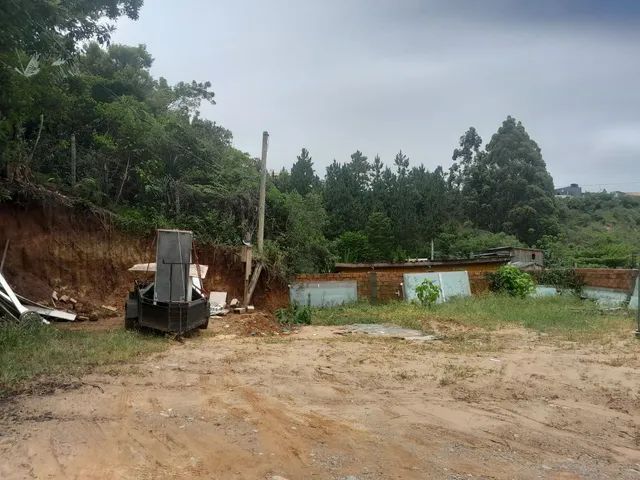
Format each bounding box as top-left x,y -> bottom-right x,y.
0,321 -> 167,396
311,295 -> 634,338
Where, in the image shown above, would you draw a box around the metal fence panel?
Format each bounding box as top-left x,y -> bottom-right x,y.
289,281 -> 358,307
403,271 -> 471,303
630,277 -> 639,310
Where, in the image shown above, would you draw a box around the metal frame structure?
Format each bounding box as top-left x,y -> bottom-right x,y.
125,230 -> 209,334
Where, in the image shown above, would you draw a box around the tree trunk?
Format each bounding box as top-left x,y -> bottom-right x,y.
115,155 -> 130,205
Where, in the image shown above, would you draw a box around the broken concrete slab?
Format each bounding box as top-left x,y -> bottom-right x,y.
338,323 -> 438,342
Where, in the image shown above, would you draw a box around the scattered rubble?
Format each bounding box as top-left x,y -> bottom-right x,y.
0,272 -> 76,323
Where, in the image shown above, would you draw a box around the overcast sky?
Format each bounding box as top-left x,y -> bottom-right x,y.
112,0 -> 640,191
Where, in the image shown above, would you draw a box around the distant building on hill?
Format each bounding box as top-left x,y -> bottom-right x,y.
554,183 -> 582,197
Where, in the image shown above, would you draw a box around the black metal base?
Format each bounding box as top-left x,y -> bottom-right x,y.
125,285 -> 209,335
635,330 -> 640,338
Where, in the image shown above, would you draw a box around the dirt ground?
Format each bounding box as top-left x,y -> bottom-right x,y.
1,317 -> 640,480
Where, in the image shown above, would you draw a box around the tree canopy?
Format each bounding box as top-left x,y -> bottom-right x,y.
2,2 -> 636,276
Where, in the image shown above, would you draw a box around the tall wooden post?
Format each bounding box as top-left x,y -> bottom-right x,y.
241,245 -> 253,306
70,133 -> 77,186
244,131 -> 269,307
257,131 -> 269,254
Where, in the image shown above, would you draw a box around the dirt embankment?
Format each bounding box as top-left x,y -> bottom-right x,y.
0,200 -> 288,317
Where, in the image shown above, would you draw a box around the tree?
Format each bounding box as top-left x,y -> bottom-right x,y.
273,191 -> 333,273
456,117 -> 558,245
323,151 -> 372,237
366,211 -> 394,260
0,0 -> 142,57
290,148 -> 319,196
332,231 -> 370,263
448,126 -> 482,190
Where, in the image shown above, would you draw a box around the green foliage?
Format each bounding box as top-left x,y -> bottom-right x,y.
289,148 -> 319,196
452,117 -> 558,245
365,211 -> 394,261
0,0 -> 142,57
275,303 -> 312,326
332,231 -> 371,263
533,268 -> 585,295
488,265 -> 535,297
415,279 -> 441,307
540,193 -> 640,268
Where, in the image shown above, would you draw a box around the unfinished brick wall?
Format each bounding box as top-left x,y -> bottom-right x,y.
575,268 -> 639,293
295,270 -> 490,302
293,268 -> 640,304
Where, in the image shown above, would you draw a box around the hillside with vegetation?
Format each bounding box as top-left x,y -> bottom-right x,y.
1,1 -> 638,276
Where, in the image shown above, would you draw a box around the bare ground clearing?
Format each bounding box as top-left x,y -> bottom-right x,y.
1,320 -> 639,479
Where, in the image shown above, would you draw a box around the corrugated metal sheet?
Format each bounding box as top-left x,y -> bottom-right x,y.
629,277 -> 638,310
402,271 -> 471,304
289,281 -> 357,307
582,287 -> 629,308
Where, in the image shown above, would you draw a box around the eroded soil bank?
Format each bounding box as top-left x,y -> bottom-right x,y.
0,200 -> 288,317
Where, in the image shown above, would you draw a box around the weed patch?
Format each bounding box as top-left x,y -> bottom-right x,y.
311,295 -> 634,342
0,322 -> 167,397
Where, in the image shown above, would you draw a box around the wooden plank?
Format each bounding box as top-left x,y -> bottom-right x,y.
244,262 -> 263,307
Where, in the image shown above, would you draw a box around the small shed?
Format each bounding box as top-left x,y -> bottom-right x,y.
335,257 -> 509,274
473,247 -> 544,269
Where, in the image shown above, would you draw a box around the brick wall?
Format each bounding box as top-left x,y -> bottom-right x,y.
295,270 -> 491,302
575,268 -> 638,293
293,268 -> 640,304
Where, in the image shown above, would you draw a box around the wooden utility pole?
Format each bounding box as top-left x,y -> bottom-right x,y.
244,131 -> 269,307
70,133 -> 77,186
257,131 -> 269,253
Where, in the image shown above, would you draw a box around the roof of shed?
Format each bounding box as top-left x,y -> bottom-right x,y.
335,257 -> 508,270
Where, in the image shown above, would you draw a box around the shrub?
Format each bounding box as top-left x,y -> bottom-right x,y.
534,268 -> 585,295
275,303 -> 312,325
488,265 -> 535,298
415,279 -> 441,307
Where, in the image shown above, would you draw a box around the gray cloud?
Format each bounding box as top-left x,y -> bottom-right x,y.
111,0 -> 640,191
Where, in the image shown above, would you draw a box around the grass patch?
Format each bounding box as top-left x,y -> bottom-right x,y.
312,295 -> 634,339
311,302 -> 427,330
0,322 -> 168,396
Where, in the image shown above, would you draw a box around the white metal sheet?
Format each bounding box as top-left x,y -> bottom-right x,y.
290,281 -> 357,307
129,263 -> 208,278
403,271 -> 471,304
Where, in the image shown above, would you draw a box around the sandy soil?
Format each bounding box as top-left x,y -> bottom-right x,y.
1,320 -> 640,480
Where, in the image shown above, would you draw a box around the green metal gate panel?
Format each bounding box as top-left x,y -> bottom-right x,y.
290,281 -> 358,307
402,271 -> 471,304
